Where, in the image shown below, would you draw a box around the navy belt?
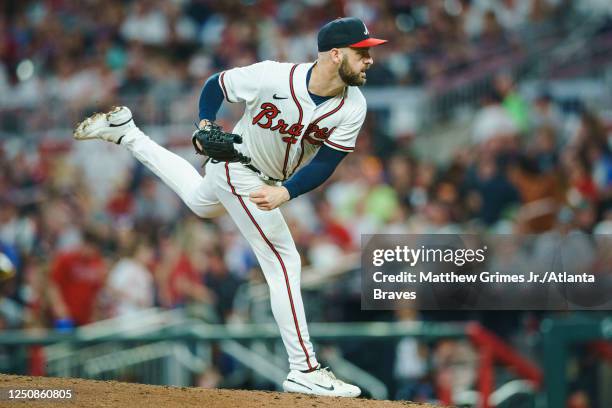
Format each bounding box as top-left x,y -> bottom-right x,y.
244,163 -> 283,183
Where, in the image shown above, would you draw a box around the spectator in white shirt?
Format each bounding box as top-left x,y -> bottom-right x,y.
106,238 -> 155,317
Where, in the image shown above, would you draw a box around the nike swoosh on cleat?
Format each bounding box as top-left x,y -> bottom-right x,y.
109,118 -> 133,127
314,383 -> 334,391
273,94 -> 288,100
287,379 -> 311,390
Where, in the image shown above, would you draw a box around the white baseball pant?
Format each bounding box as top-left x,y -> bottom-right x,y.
122,127 -> 319,371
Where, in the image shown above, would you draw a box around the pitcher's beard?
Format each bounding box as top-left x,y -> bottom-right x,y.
339,57 -> 366,86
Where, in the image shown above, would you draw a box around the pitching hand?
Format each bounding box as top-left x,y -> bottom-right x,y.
249,185 -> 290,211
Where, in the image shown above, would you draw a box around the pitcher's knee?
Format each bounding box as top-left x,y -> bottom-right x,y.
183,188 -> 213,218
185,202 -> 207,218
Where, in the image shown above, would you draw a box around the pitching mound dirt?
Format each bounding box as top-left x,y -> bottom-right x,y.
0,374 -> 442,407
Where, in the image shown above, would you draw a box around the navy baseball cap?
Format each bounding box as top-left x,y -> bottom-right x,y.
318,17 -> 387,52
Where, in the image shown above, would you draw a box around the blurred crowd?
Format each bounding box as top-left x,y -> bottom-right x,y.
0,0 -> 590,131
1,0 -> 611,405
2,71 -> 609,324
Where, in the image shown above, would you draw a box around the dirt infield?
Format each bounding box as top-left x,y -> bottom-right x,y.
0,374 -> 441,407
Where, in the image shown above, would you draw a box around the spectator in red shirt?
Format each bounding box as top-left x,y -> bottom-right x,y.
48,229 -> 107,327
315,199 -> 353,251
155,234 -> 215,308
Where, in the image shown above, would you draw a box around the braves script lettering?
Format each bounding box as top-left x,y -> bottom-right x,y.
252,102 -> 334,145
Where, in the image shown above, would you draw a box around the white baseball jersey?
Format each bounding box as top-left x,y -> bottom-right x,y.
219,61 -> 367,180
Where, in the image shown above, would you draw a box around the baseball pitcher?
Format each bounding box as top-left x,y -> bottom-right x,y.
73,17 -> 386,397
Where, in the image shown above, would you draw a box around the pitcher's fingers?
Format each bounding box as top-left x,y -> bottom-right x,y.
249,196 -> 267,205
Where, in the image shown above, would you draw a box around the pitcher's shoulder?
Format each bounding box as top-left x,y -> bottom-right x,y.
346,86 -> 367,111
259,60 -> 298,70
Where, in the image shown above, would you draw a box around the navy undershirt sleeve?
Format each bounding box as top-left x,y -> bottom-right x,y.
198,73 -> 224,121
283,145 -> 348,199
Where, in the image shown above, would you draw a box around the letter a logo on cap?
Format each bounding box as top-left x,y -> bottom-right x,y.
317,17 -> 386,51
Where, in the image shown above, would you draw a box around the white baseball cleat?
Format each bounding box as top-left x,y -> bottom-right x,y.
73,106 -> 136,144
283,366 -> 361,397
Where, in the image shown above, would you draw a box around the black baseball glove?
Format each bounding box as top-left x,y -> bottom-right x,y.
192,122 -> 250,164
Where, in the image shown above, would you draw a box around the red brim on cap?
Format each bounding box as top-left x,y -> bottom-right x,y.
349,38 -> 387,48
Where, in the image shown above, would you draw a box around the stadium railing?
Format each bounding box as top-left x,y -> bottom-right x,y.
0,313 -> 557,406
4,314 -> 609,406
540,315 -> 612,408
